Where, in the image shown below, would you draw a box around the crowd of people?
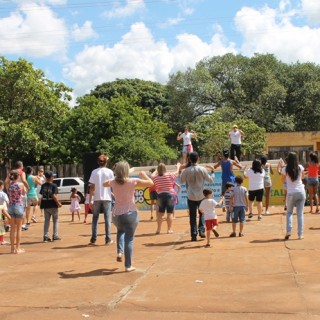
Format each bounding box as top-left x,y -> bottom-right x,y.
0,124 -> 318,272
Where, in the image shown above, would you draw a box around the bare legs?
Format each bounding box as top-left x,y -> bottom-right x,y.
156,212 -> 173,234
308,185 -> 319,213
10,217 -> 24,254
264,187 -> 271,213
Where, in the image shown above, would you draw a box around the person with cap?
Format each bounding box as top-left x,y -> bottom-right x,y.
39,171 -> 62,242
214,148 -> 242,196
228,124 -> 244,161
177,127 -> 197,164
180,152 -> 214,241
88,154 -> 114,245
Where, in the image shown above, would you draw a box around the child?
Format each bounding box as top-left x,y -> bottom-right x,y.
70,187 -> 81,222
148,168 -> 157,220
224,182 -> 234,222
0,180 -> 11,245
229,175 -> 249,237
40,171 -> 62,242
261,155 -> 274,215
199,189 -> 224,247
84,184 -> 93,223
172,181 -> 181,218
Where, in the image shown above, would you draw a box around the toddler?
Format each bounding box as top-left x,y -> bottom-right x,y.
199,189 -> 224,247
224,182 -> 234,222
70,188 -> 81,222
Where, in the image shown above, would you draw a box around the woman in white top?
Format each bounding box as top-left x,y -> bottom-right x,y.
177,127 -> 197,164
103,161 -> 153,272
228,124 -> 244,161
244,159 -> 265,221
281,152 -> 305,240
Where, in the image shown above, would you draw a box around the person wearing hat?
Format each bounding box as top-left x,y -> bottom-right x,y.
88,154 -> 114,245
228,124 -> 244,161
40,171 -> 62,242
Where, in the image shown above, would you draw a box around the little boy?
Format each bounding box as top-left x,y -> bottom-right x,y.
199,189 -> 224,247
229,175 -> 249,237
224,182 -> 234,222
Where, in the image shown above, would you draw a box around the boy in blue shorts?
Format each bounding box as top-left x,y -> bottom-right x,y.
224,182 -> 234,222
229,175 -> 249,237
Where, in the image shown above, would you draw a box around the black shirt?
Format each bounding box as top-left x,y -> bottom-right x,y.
40,182 -> 59,209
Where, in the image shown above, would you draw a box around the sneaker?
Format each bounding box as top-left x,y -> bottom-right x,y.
239,233 -> 244,237
125,266 -> 136,272
199,232 -> 206,238
191,237 -> 197,242
248,213 -> 253,219
116,253 -> 123,262
105,240 -> 114,245
258,215 -> 262,221
0,241 -> 10,245
265,211 -> 270,215
52,236 -> 62,241
21,224 -> 29,231
31,215 -> 37,223
229,232 -> 236,237
43,237 -> 52,242
284,234 -> 290,240
88,238 -> 96,245
26,222 -> 31,226
212,229 -> 219,238
298,235 -> 304,240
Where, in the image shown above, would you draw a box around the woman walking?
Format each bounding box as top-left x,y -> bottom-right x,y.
306,152 -> 319,213
103,162 -> 153,272
281,152 -> 306,240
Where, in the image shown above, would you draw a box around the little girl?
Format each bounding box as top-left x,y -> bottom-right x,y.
84,184 -> 93,223
70,188 -> 81,222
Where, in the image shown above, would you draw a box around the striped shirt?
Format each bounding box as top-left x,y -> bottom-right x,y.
152,173 -> 176,194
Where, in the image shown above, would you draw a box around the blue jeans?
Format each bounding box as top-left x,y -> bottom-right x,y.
44,208 -> 59,238
92,201 -> 112,242
286,191 -> 305,237
187,199 -> 205,239
112,211 -> 139,268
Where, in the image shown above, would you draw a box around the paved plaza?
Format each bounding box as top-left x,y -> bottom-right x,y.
1,205 -> 320,320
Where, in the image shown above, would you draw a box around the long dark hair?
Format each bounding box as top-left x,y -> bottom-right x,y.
251,159 -> 262,174
309,152 -> 319,165
286,152 -> 300,181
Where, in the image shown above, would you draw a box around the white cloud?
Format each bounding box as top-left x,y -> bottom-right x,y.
0,3 -> 68,57
104,0 -> 145,18
63,22 -> 235,97
158,17 -> 184,28
301,0 -> 320,24
235,5 -> 320,64
71,21 -> 97,41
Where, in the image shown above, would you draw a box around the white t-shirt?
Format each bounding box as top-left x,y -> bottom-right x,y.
245,168 -> 265,190
180,132 -> 193,145
199,198 -> 218,220
229,130 -> 242,144
282,165 -> 305,194
89,167 -> 114,201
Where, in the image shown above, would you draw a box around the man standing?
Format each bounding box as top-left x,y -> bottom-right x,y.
177,127 -> 197,164
228,124 -> 244,161
88,154 -> 114,245
180,152 -> 214,241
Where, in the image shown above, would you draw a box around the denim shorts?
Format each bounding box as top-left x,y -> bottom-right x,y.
232,206 -> 246,223
307,177 -> 319,187
8,204 -> 25,219
157,192 -> 175,213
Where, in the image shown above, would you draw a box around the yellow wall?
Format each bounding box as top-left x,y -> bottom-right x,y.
267,131 -> 320,150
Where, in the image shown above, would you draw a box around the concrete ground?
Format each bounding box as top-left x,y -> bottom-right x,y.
1,205 -> 320,320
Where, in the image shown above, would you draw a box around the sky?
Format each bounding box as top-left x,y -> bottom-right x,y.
1,0 -> 320,103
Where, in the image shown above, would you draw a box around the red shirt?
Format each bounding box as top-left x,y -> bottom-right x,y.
152,173 -> 176,194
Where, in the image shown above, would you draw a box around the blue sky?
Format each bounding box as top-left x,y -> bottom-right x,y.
1,0 -> 320,102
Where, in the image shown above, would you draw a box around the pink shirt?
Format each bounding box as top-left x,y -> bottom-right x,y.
109,178 -> 138,215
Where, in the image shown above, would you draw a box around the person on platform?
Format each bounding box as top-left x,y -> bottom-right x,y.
228,125 -> 244,161
177,127 -> 197,164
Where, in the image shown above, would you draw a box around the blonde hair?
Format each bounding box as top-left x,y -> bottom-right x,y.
157,163 -> 167,176
114,161 -> 130,185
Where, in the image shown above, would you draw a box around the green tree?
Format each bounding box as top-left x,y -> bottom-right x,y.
0,57 -> 72,163
89,78 -> 170,121
53,95 -> 176,165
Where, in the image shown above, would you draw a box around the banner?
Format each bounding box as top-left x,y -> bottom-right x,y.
135,169 -> 288,211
